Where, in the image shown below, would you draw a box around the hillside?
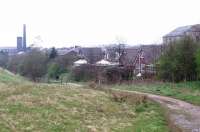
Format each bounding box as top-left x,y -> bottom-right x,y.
0,68 -> 28,84
0,69 -> 168,132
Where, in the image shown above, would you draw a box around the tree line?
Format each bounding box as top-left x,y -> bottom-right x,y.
0,47 -> 79,82
1,37 -> 200,83
158,36 -> 200,82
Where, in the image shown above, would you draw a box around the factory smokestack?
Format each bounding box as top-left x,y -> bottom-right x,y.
23,24 -> 26,51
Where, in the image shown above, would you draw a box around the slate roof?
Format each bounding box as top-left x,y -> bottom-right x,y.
0,47 -> 18,56
79,47 -> 103,64
119,47 -> 139,66
141,45 -> 162,64
57,48 -> 80,56
119,45 -> 162,66
164,24 -> 200,38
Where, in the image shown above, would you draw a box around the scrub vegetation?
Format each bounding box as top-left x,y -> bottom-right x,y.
0,68 -> 169,132
109,81 -> 200,106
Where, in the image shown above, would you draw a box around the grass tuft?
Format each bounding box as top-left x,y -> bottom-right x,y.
0,69 -> 169,131
109,81 -> 200,106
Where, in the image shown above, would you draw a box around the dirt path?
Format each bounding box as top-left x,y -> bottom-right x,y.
78,84 -> 200,131
146,93 -> 200,132
113,89 -> 199,132
106,88 -> 200,132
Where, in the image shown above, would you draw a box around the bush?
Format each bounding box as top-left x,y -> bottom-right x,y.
158,37 -> 198,82
102,66 -> 122,83
7,54 -> 25,73
18,49 -> 48,81
102,66 -> 134,84
195,48 -> 200,79
54,53 -> 80,72
110,90 -> 147,105
70,65 -> 135,84
48,47 -> 57,59
47,62 -> 62,79
71,64 -> 98,82
0,51 -> 9,68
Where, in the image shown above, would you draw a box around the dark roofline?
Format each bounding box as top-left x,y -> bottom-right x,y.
0,47 -> 16,49
164,24 -> 200,38
164,34 -> 184,38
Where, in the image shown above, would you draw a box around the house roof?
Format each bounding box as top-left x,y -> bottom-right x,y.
80,47 -> 102,55
79,47 -> 103,64
57,48 -> 79,56
141,45 -> 162,64
0,47 -> 18,55
96,59 -> 111,66
120,47 -> 139,66
120,45 -> 162,66
0,47 -> 16,50
164,24 -> 200,38
74,59 -> 88,64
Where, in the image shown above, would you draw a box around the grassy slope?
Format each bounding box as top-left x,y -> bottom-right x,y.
0,69 -> 169,132
110,81 -> 200,106
0,68 -> 28,85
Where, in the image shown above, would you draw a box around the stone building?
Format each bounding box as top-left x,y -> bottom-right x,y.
163,24 -> 200,44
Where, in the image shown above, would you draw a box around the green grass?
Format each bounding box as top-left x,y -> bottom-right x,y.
109,81 -> 200,106
0,68 -> 169,131
0,83 -> 169,132
0,68 -> 28,85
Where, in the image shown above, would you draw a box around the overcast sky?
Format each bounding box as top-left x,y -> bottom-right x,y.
0,0 -> 200,48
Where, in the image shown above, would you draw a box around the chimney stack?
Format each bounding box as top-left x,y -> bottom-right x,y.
23,24 -> 26,51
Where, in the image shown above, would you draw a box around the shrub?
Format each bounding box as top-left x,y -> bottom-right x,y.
88,81 -> 98,89
48,47 -> 57,59
18,49 -> 48,81
47,62 -> 62,79
54,52 -> 80,72
102,66 -> 134,84
102,66 -> 122,83
195,48 -> 200,79
0,51 -> 9,68
71,64 -> 98,82
158,37 -> 198,82
110,90 -> 147,105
